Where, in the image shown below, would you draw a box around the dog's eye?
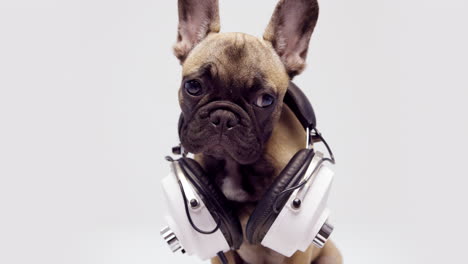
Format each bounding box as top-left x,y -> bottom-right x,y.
254,94 -> 275,108
184,80 -> 202,96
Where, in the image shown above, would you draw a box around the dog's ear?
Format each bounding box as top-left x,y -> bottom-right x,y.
173,0 -> 220,63
264,0 -> 319,78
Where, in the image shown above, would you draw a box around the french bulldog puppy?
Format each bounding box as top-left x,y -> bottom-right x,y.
173,0 -> 342,263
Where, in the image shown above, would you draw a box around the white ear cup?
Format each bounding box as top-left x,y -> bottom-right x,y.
161,169 -> 230,260
261,165 -> 334,257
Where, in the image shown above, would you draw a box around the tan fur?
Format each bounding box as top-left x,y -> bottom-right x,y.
264,104 -> 307,175
183,32 -> 290,96
175,1 -> 341,262
180,32 -> 291,135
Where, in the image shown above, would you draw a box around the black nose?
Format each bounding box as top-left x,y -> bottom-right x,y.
209,109 -> 239,130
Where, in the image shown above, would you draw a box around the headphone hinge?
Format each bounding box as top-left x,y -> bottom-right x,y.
289,152 -> 324,211
170,160 -> 201,211
172,143 -> 188,157
306,127 -> 313,149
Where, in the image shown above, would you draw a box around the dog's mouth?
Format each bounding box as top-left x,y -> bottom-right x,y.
201,135 -> 260,164
180,101 -> 262,165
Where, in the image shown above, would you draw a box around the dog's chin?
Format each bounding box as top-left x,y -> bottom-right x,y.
201,143 -> 260,165
202,144 -> 228,159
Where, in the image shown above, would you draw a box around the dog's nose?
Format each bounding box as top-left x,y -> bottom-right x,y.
209,109 -> 239,130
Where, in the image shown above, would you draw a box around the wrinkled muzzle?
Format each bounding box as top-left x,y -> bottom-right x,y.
180,101 -> 262,164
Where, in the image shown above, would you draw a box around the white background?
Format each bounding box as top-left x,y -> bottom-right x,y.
1,0 -> 467,263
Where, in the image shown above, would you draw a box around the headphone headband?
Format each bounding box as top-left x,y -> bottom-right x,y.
284,82 -> 316,130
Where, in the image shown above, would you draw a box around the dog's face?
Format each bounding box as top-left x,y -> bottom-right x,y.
178,33 -> 289,164
174,0 -> 319,164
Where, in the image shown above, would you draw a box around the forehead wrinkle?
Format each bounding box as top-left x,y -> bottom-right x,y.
211,55 -> 230,82
182,62 -> 215,80
182,32 -> 289,95
223,33 -> 247,62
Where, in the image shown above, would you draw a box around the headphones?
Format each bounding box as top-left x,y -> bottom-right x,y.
161,82 -> 336,261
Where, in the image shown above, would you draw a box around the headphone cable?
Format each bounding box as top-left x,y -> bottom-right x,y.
177,175 -> 221,234
179,179 -> 228,264
312,128 -> 335,164
217,251 -> 228,264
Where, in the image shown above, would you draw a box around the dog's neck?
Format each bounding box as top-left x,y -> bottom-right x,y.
197,150 -> 276,202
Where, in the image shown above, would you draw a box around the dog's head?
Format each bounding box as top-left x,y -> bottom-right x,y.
175,0 -> 319,165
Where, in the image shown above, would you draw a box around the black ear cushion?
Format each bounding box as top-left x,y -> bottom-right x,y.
178,157 -> 243,250
245,149 -> 315,244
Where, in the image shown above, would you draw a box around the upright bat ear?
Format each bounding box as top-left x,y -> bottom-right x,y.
173,0 -> 220,63
264,0 -> 319,78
